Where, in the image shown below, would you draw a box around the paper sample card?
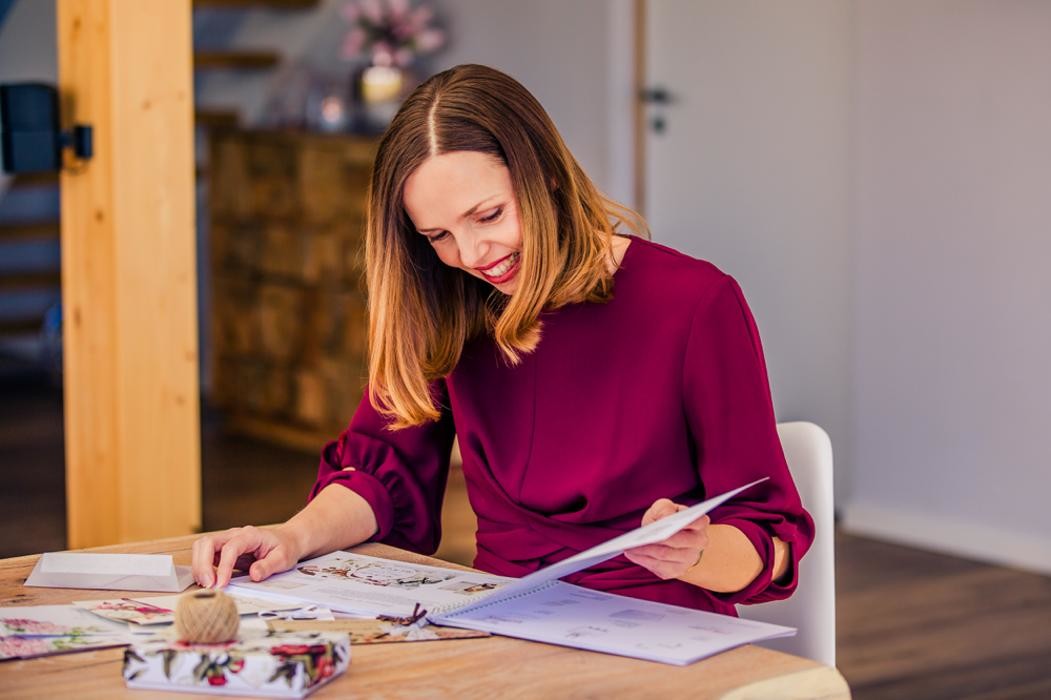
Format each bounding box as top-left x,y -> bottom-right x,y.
25,552 -> 193,592
0,605 -> 132,661
75,594 -> 307,627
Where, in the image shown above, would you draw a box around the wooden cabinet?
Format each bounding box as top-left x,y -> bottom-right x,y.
208,129 -> 379,451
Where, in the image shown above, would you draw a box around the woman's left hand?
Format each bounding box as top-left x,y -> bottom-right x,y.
623,499 -> 711,580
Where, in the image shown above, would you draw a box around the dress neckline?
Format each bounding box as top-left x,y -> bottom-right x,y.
612,234 -> 636,279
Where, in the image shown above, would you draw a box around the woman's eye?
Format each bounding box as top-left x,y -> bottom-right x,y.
427,231 -> 450,243
479,207 -> 503,223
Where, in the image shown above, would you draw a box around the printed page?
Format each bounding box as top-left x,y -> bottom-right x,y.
441,478 -> 768,617
74,593 -> 303,626
0,605 -> 132,660
228,551 -> 511,617
433,581 -> 794,666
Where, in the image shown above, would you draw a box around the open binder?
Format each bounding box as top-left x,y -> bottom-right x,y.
231,478 -> 795,665
419,477 -> 794,664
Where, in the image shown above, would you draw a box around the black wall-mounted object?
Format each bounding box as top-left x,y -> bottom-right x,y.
0,82 -> 93,174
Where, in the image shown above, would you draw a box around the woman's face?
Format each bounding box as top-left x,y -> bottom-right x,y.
403,151 -> 524,294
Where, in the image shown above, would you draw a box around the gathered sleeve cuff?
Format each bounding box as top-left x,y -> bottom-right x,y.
682,275 -> 815,606
308,379 -> 456,555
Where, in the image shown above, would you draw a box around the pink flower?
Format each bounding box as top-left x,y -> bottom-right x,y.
1,618 -> 66,635
414,28 -> 444,53
270,643 -> 312,656
340,0 -> 446,64
388,0 -> 410,21
359,0 -> 384,25
0,637 -> 52,658
341,28 -> 367,61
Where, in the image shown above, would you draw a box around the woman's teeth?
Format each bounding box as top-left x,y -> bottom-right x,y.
482,252 -> 520,278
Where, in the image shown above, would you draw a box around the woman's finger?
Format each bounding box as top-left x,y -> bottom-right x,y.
628,542 -> 697,564
191,535 -> 221,588
652,526 -> 710,551
624,550 -> 677,580
681,514 -> 711,532
214,531 -> 265,588
641,498 -> 679,526
248,546 -> 291,582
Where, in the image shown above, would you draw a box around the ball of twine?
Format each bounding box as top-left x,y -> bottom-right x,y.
175,589 -> 240,644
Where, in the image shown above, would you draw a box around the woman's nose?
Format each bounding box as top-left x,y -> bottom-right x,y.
457,232 -> 491,270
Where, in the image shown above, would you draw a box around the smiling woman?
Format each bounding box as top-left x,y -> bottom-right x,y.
192,64 -> 812,619
363,64 -> 646,430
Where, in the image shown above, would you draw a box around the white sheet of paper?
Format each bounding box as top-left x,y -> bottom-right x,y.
25,553 -> 193,593
440,477 -> 768,617
433,580 -> 794,666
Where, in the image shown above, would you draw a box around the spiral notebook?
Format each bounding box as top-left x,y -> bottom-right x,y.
231,478 -> 794,665
418,477 -> 794,665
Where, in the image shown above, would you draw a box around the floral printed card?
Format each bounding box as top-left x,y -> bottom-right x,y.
0,605 -> 129,637
0,633 -> 129,661
75,594 -> 308,626
0,605 -> 132,661
74,597 -> 179,626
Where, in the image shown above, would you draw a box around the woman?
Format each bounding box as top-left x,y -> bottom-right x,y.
192,64 -> 814,616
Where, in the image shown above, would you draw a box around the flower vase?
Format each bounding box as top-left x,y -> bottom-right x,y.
352,64 -> 411,133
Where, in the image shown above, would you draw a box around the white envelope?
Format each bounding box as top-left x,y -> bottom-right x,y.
25,552 -> 194,592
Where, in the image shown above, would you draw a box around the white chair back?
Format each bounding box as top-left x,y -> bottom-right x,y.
738,421 -> 836,667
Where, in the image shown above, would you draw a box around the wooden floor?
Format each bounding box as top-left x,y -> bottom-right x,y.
2,369 -> 1050,699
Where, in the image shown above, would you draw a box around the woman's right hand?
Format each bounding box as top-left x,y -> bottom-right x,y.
190,524 -> 304,589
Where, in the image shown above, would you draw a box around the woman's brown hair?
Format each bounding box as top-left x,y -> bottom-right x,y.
365,63 -> 648,429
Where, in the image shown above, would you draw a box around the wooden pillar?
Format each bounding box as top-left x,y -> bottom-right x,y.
58,0 -> 201,547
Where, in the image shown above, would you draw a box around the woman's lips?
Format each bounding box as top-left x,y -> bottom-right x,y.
478,252 -> 520,283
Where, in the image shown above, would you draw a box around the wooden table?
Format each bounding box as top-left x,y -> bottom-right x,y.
0,535 -> 850,699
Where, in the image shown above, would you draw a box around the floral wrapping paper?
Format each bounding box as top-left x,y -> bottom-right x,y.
123,628 -> 349,698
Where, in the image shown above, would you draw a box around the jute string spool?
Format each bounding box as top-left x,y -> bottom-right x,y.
175,589 -> 240,644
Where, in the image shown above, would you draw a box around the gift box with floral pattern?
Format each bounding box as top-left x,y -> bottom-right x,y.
122,628 -> 349,697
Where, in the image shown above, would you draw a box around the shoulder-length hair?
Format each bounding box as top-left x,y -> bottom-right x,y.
366,63 -> 647,429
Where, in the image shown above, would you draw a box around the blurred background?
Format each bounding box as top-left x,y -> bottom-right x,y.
1,1 -> 1048,697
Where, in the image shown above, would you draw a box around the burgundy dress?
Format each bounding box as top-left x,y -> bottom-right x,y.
309,236 -> 815,616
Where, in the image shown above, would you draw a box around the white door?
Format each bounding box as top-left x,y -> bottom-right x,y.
641,0 -> 851,500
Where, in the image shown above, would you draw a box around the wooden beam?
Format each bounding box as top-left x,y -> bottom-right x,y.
633,0 -> 647,216
58,0 -> 201,547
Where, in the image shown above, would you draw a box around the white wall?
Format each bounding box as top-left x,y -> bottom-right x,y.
429,0 -> 630,203
844,0 -> 1051,573
642,0 -> 852,505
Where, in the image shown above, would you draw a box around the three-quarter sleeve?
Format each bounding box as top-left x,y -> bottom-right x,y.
308,379 -> 456,555
682,274 -> 815,605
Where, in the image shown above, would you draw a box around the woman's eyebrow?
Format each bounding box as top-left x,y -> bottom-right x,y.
417,194 -> 501,232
